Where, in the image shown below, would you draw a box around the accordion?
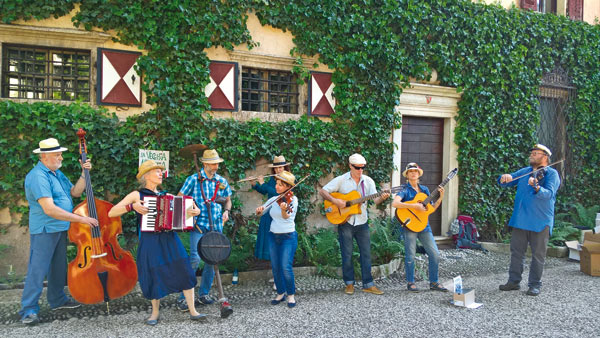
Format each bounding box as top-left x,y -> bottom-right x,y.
141,194 -> 195,232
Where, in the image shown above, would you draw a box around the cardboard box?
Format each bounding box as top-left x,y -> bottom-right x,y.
565,240 -> 581,261
453,288 -> 474,307
580,232 -> 600,277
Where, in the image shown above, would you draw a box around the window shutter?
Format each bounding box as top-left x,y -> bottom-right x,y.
97,48 -> 142,106
520,0 -> 538,10
308,72 -> 335,116
568,0 -> 584,21
205,61 -> 238,111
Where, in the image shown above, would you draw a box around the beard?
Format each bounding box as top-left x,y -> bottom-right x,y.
528,158 -> 537,167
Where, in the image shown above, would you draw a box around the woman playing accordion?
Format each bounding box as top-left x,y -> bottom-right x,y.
108,160 -> 206,325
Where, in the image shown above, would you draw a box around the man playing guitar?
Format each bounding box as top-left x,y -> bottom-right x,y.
319,153 -> 389,296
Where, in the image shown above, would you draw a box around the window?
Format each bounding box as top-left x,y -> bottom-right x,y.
538,0 -> 557,13
241,67 -> 298,114
521,0 -> 557,13
1,44 -> 90,101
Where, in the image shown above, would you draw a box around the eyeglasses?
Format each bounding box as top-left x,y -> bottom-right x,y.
530,151 -> 547,156
351,164 -> 366,170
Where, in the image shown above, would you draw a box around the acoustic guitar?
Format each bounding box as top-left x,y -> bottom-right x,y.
324,187 -> 403,225
395,168 -> 458,233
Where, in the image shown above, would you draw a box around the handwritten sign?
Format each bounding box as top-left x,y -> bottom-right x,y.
139,149 -> 170,177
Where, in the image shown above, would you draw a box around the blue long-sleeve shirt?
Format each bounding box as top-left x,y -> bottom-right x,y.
497,166 -> 560,234
252,178 -> 278,199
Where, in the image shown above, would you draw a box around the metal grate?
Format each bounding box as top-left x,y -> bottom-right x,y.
536,66 -> 575,184
1,44 -> 90,101
241,67 -> 298,114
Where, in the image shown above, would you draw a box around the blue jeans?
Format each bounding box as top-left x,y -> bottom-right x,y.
401,226 -> 440,284
269,231 -> 298,295
180,231 -> 214,299
19,230 -> 69,318
338,223 -> 374,288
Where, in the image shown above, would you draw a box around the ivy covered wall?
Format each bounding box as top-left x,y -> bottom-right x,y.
1,0 -> 599,240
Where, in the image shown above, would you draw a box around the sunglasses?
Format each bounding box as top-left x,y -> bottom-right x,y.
351,164 -> 366,170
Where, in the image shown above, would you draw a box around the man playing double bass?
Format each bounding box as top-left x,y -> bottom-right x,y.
319,153 -> 389,296
498,144 -> 560,296
19,138 -> 98,326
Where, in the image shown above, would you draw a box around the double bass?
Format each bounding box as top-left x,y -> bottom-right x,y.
67,129 -> 137,310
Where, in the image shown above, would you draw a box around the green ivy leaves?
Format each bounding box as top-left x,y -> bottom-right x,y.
1,0 -> 599,240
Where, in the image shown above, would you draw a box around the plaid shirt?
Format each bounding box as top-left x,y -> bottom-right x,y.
179,168 -> 232,233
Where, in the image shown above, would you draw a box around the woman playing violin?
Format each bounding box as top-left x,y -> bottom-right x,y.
251,155 -> 290,261
107,160 -> 206,325
255,171 -> 299,308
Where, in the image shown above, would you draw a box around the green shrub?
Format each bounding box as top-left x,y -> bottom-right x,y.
548,220 -> 580,248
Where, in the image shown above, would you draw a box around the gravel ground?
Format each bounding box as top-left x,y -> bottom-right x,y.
1,249 -> 598,337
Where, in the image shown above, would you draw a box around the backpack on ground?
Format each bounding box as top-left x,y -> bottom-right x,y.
453,215 -> 487,252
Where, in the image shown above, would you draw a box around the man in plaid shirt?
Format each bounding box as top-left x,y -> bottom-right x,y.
177,149 -> 232,310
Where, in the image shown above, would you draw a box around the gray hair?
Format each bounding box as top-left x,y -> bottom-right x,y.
137,175 -> 147,190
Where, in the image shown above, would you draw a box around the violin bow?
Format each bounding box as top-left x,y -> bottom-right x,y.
262,174 -> 310,210
509,159 -> 565,181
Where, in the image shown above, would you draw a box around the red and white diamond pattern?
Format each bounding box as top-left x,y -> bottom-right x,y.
310,72 -> 335,116
205,62 -> 236,110
99,49 -> 141,106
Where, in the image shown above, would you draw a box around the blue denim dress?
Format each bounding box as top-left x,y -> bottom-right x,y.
135,189 -> 197,299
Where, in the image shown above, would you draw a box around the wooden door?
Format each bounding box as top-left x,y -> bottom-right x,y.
401,116 -> 444,235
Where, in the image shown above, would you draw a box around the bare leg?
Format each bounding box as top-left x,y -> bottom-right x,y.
183,288 -> 202,316
149,299 -> 160,320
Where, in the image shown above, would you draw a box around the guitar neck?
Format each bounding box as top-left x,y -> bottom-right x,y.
348,186 -> 402,206
422,177 -> 452,205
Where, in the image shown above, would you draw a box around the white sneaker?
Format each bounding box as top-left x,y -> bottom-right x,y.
268,278 -> 274,283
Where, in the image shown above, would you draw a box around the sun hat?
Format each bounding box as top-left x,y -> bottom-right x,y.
402,162 -> 423,177
268,155 -> 289,168
201,149 -> 225,164
275,171 -> 296,186
348,153 -> 366,165
137,160 -> 165,179
32,138 -> 68,154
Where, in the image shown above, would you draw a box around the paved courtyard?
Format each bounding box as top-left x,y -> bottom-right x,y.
0,249 -> 598,337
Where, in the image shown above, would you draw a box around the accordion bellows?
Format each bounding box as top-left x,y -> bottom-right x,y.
141,194 -> 195,232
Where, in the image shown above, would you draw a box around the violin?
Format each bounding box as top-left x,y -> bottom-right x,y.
530,166 -> 547,182
260,174 -> 309,215
67,129 -> 138,311
277,190 -> 294,214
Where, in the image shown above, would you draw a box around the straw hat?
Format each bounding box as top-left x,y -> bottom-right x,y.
275,171 -> 296,186
348,153 -> 366,165
201,149 -> 224,164
32,138 -> 68,154
402,162 -> 423,177
137,160 -> 165,179
268,155 -> 289,168
530,144 -> 552,157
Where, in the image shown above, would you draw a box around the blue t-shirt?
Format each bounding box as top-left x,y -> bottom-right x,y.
395,183 -> 433,233
497,166 -> 560,234
25,161 -> 74,234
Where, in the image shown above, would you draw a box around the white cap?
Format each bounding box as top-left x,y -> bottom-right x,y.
530,144 -> 552,157
348,153 -> 366,165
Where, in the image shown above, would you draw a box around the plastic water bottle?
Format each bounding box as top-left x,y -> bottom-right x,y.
232,269 -> 239,285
